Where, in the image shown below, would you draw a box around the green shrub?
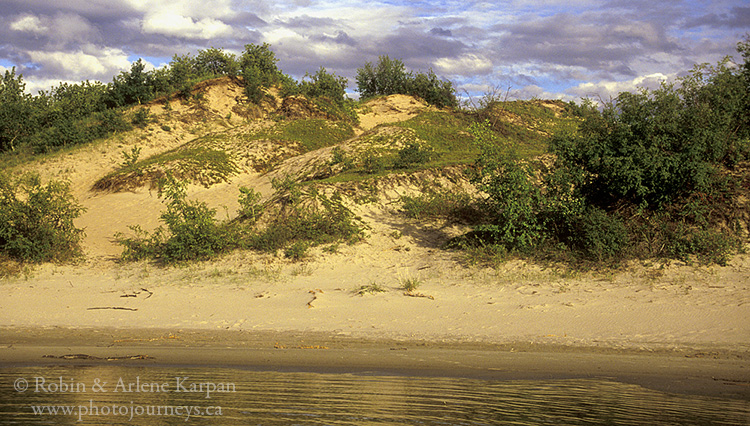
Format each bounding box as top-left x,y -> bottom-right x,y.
237,186 -> 264,224
550,54 -> 749,209
0,173 -> 85,263
239,43 -> 283,104
284,241 -> 309,261
356,55 -> 409,100
300,67 -> 348,105
30,117 -> 90,153
401,189 -> 478,223
120,146 -> 141,168
329,147 -> 354,171
406,69 -> 458,108
392,140 -> 434,169
470,120 -> 546,252
359,150 -> 388,174
116,176 -> 234,262
247,189 -> 364,254
105,59 -> 154,108
659,220 -> 739,266
131,108 -> 151,127
566,207 -> 628,262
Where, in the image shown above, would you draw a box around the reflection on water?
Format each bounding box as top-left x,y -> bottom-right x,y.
1,366 -> 748,425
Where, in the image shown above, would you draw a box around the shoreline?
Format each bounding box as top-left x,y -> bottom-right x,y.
1,327 -> 749,400
2,252 -> 749,402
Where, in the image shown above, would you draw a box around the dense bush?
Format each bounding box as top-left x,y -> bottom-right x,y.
195,47 -> 238,78
392,140 -> 435,169
117,176 -> 234,262
463,39 -> 750,265
356,56 -> 458,108
246,185 -> 364,258
117,175 -> 363,263
407,69 -> 458,108
0,173 -> 86,263
469,120 -> 546,251
295,67 -> 358,123
356,56 -> 410,100
105,59 -> 154,108
551,57 -> 749,209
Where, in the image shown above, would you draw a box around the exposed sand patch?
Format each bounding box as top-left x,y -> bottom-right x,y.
0,243 -> 748,354
357,94 -> 432,132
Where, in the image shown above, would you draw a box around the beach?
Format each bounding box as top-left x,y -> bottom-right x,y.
1,247 -> 749,400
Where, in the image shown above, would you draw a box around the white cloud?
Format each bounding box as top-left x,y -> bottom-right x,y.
568,73 -> 673,100
126,0 -> 236,20
24,77 -> 81,95
10,12 -> 99,46
10,15 -> 48,34
434,54 -> 493,76
26,47 -> 131,81
141,12 -> 234,39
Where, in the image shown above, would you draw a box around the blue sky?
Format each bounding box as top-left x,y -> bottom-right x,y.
1,0 -> 747,101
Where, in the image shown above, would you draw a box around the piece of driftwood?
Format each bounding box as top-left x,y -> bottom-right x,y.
42,354 -> 153,360
87,307 -> 138,311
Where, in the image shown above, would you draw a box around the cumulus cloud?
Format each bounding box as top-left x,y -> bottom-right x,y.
141,12 -> 234,39
567,73 -> 673,100
434,54 -> 493,76
26,47 -> 131,81
9,12 -> 100,47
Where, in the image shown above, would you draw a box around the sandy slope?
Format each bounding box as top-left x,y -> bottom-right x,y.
2,81 -> 749,358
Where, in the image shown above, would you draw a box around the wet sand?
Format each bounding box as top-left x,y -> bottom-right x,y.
1,327 -> 748,401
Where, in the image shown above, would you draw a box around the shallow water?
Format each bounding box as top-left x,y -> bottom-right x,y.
1,366 -> 748,425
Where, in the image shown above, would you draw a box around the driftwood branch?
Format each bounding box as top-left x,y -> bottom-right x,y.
87,307 -> 138,311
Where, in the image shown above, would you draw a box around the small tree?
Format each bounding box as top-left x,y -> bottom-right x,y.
300,67 -> 348,104
356,56 -> 457,107
407,69 -> 457,108
106,59 -> 154,107
169,53 -> 199,91
356,55 -> 409,100
117,176 -> 232,262
239,43 -> 282,103
0,68 -> 34,152
469,120 -> 545,251
551,52 -> 749,209
196,47 -> 239,77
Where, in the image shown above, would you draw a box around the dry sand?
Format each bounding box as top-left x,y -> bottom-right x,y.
1,82 -> 749,400
1,244 -> 749,353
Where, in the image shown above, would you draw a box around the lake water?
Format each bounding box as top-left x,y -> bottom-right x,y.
1,366 -> 748,425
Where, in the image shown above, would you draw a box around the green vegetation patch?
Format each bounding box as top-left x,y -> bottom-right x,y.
242,180 -> 365,259
116,176 -> 365,265
116,176 -> 238,263
93,143 -> 238,192
401,188 -> 481,223
450,43 -> 750,267
393,111 -> 476,165
250,118 -> 354,152
0,173 -> 86,264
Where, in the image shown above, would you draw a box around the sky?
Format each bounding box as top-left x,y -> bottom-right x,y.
1,0 -> 748,102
